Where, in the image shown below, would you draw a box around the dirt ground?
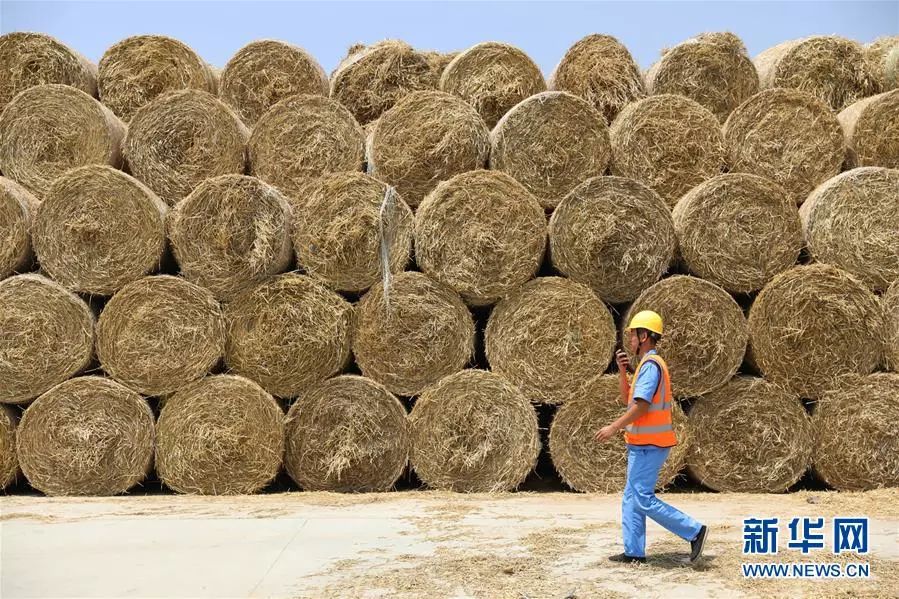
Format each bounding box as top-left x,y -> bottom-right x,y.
1,488 -> 897,598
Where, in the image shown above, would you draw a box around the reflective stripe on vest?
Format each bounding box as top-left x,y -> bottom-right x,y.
625,353 -> 677,447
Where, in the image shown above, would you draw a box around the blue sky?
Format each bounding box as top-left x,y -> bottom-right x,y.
1,1 -> 897,74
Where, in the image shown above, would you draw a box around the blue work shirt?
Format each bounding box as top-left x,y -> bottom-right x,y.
631,349 -> 661,404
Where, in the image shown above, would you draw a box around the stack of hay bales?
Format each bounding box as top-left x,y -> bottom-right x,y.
3,30 -> 899,496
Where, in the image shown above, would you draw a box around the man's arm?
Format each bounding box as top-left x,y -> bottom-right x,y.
595,401 -> 650,442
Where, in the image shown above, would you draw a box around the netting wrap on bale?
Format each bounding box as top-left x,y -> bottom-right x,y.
886,280 -> 899,372
168,174 -> 292,300
292,172 -> 412,293
0,84 -> 124,198
330,40 -> 438,125
489,91 -> 611,210
549,176 -> 675,304
645,32 -> 759,121
866,36 -> 899,91
98,34 -> 216,121
248,94 -> 365,201
414,170 -> 546,306
813,373 -> 899,490
485,277 -> 616,406
367,90 -> 489,208
96,275 -> 225,397
285,375 -> 409,492
220,39 -> 329,126
0,404 -> 18,489
748,264 -> 884,398
549,375 -> 689,493
624,275 -> 748,398
353,271 -> 474,396
549,34 -> 645,123
0,177 -> 38,278
156,375 -> 285,495
686,376 -> 812,493
609,94 -> 724,206
0,32 -> 97,111
0,274 -> 94,405
439,41 -> 546,128
754,35 -> 881,110
672,173 -> 802,294
723,88 -> 845,204
800,167 -> 899,293
225,274 -> 354,398
409,369 -> 540,492
838,89 -> 899,169
16,376 -> 154,496
33,165 -> 167,295
124,89 -> 248,206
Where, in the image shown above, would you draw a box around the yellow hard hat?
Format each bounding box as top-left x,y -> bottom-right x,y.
627,310 -> 663,335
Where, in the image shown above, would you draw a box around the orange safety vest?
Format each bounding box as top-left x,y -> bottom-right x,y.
625,353 -> 677,447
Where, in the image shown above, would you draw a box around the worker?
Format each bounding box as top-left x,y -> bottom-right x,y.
594,310 -> 708,564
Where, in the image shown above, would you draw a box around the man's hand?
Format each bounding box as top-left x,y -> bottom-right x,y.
594,425 -> 619,443
615,350 -> 630,373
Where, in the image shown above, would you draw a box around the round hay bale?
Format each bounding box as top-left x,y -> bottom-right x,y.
489,91 -> 611,210
886,280 -> 899,372
672,173 -> 802,294
285,375 -> 409,492
97,275 -> 224,396
423,50 -> 459,81
409,369 -> 540,492
838,89 -> 899,169
124,89 -> 248,206
624,276 -> 748,398
0,84 -> 124,198
686,376 -> 812,493
549,375 -> 689,493
645,32 -> 759,121
330,40 -> 438,125
32,165 -> 166,295
367,90 -> 489,208
0,274 -> 93,404
439,42 -> 546,128
225,274 -> 353,398
292,171 -> 412,293
549,34 -> 645,123
0,32 -> 96,112
98,34 -> 216,122
16,376 -> 154,496
609,94 -> 724,206
723,88 -> 844,204
813,373 -> 899,490
168,174 -> 292,300
754,36 -> 881,111
0,404 -> 18,489
800,167 -> 899,292
220,39 -> 328,126
353,271 -> 474,396
549,176 -> 675,303
156,375 -> 284,495
415,170 -> 545,306
748,264 -> 884,398
248,94 -> 364,201
866,36 -> 899,91
0,177 -> 38,279
485,277 -> 616,405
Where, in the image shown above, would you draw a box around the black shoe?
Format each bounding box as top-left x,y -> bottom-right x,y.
690,525 -> 708,562
608,553 -> 646,564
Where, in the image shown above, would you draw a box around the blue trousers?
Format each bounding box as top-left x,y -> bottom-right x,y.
623,445 -> 703,558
